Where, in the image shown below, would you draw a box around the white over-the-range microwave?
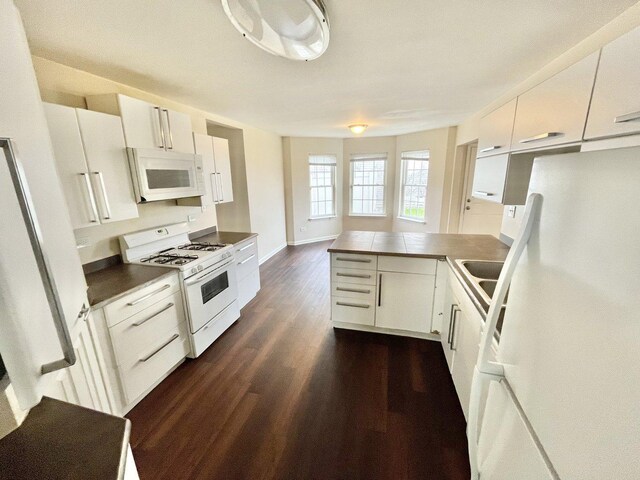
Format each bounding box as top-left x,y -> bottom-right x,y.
127,147 -> 205,203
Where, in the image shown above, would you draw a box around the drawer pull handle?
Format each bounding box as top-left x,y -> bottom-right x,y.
336,301 -> 370,309
336,272 -> 371,279
614,111 -> 640,124
139,334 -> 180,362
473,191 -> 495,197
127,284 -> 171,306
335,257 -> 372,263
519,132 -> 563,144
238,254 -> 256,266
336,287 -> 371,294
132,303 -> 174,327
238,242 -> 255,252
479,145 -> 501,153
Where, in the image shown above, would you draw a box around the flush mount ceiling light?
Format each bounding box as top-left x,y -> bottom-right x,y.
221,0 -> 330,61
348,124 -> 368,135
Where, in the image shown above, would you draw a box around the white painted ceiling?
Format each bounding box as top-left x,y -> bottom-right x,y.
15,0 -> 638,137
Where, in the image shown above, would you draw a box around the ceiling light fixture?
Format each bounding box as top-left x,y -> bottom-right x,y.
221,0 -> 330,61
348,124 -> 368,135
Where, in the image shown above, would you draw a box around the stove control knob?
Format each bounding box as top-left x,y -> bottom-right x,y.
197,265 -> 204,271
190,268 -> 197,275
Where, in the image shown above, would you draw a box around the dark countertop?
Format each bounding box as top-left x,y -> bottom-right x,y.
191,230 -> 258,245
0,397 -> 130,480
86,263 -> 176,309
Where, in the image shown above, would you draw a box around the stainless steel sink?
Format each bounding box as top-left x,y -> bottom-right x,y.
459,260 -> 503,280
478,280 -> 509,303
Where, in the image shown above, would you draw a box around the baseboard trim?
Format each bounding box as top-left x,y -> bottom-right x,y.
287,234 -> 339,246
259,243 -> 287,265
332,322 -> 441,342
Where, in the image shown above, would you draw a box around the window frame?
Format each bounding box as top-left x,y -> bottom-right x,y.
349,153 -> 388,217
308,154 -> 337,220
398,150 -> 430,222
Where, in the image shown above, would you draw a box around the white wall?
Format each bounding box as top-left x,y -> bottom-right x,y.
33,56 -> 286,264
282,137 -> 343,245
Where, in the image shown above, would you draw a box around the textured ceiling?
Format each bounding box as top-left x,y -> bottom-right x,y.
15,0 -> 638,137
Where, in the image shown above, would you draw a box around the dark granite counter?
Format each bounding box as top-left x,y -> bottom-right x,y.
0,397 -> 130,480
190,230 -> 257,246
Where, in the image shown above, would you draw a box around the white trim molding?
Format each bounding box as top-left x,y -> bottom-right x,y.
287,234 -> 339,247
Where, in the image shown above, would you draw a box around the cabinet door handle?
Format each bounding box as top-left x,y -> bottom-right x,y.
162,109 -> 174,150
238,254 -> 255,266
336,287 -> 371,294
336,257 -> 372,263
132,302 -> 174,327
79,172 -> 99,222
210,173 -> 218,203
614,111 -> 640,124
450,307 -> 461,351
378,273 -> 383,307
519,132 -> 563,144
447,304 -> 458,347
336,301 -> 370,309
139,333 -> 180,362
336,272 -> 371,279
154,106 -> 166,149
473,191 -> 495,197
127,284 -> 171,306
92,171 -> 112,220
238,242 -> 255,252
479,145 -> 501,153
216,172 -> 224,202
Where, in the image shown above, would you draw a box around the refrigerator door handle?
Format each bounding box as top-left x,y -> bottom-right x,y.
467,192 -> 543,479
1,138 -> 76,375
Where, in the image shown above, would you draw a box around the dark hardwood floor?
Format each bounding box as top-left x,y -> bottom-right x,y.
127,241 -> 471,479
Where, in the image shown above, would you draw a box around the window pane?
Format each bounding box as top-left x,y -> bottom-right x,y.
399,151 -> 429,219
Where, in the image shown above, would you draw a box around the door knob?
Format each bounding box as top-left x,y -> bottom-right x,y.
466,206 -> 471,210
466,198 -> 471,203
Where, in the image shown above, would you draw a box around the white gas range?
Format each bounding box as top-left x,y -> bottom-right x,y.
120,223 -> 240,357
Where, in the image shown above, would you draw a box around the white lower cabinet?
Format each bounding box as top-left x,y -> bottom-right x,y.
235,237 -> 260,310
375,271 -> 435,333
88,273 -> 189,415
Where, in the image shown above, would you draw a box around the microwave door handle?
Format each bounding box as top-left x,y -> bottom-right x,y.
1,138 -> 76,374
162,109 -> 174,150
154,107 -> 166,149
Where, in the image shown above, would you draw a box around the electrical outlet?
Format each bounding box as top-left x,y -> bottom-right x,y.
187,215 -> 196,222
508,206 -> 517,218
300,226 -> 307,232
75,234 -> 90,248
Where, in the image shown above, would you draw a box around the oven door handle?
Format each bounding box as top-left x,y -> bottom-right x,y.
185,259 -> 233,286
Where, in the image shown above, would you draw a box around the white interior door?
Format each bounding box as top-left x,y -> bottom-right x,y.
212,136 -> 234,203
193,133 -> 216,205
460,144 -> 503,236
76,108 -> 138,224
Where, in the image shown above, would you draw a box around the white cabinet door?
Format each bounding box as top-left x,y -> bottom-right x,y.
116,94 -> 165,149
375,272 -> 435,333
471,153 -> 509,203
511,52 -> 599,151
76,109 -> 138,224
585,26 -> 640,140
43,102 -> 98,229
43,319 -> 112,414
193,133 -> 216,206
450,305 -> 482,419
440,281 -> 457,372
212,136 -> 234,203
164,109 -> 194,154
477,98 -> 517,157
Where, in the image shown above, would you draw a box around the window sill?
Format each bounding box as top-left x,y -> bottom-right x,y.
348,214 -> 387,218
309,215 -> 337,221
397,216 -> 426,224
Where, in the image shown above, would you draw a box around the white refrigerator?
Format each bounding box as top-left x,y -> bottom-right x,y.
0,0 -> 91,410
468,147 -> 640,479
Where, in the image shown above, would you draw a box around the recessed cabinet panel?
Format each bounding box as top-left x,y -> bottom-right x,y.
477,99 -> 517,158
511,52 -> 599,151
375,272 -> 434,333
585,26 -> 640,140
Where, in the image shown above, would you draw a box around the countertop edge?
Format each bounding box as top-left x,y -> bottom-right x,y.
327,247 -> 447,260
116,419 -> 132,480
89,270 -> 178,310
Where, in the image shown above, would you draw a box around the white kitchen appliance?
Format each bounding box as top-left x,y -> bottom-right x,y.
0,1 -> 92,409
127,147 -> 205,203
467,147 -> 640,479
120,223 -> 240,357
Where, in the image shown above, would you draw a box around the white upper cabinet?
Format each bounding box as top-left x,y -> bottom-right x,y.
585,26 -> 640,140
193,133 -> 216,207
477,99 -> 517,158
511,52 -> 599,151
212,136 -> 234,204
86,94 -> 194,154
43,102 -> 138,228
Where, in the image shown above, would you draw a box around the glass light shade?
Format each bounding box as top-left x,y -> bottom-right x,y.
348,124 -> 368,135
222,0 -> 330,61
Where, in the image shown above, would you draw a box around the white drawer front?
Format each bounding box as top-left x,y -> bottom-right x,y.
377,256 -> 437,275
236,251 -> 259,280
331,253 -> 377,271
104,274 -> 180,327
331,297 -> 375,326
331,282 -> 375,301
109,292 -> 185,367
190,300 -> 240,357
120,324 -> 189,403
235,239 -> 258,263
331,267 -> 377,286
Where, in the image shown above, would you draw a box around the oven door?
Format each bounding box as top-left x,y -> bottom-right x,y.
184,258 -> 238,333
127,147 -> 204,202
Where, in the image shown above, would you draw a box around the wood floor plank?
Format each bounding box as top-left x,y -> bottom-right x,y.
127,241 -> 471,479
